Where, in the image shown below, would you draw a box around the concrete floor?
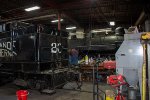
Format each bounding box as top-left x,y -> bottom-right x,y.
0,82 -> 114,100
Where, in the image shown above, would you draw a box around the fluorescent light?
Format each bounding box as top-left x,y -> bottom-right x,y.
66,26 -> 76,30
25,6 -> 40,12
51,19 -> 63,23
110,21 -> 115,26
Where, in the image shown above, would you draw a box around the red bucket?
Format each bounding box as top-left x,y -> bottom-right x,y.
16,90 -> 29,100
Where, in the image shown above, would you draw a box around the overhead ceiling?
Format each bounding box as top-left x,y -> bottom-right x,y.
0,0 -> 150,30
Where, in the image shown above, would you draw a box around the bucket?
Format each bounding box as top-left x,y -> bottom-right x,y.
106,96 -> 115,100
128,87 -> 137,100
16,90 -> 29,100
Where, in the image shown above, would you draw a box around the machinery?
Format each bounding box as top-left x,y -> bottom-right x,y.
0,22 -> 70,92
107,74 -> 128,100
116,32 -> 150,100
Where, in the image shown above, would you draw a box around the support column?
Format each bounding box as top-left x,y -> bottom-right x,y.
145,19 -> 150,32
58,13 -> 61,31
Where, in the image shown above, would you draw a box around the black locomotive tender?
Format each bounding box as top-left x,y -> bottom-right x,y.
0,22 -> 70,91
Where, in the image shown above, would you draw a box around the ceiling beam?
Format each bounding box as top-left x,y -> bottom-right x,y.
43,0 -> 83,28
0,9 -> 57,23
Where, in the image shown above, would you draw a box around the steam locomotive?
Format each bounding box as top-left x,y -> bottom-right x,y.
0,22 -> 70,91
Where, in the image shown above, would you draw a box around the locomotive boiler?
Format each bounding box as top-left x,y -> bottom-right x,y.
0,22 -> 70,91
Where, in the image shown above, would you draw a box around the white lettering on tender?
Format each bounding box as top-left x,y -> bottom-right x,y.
51,43 -> 61,53
0,41 -> 17,57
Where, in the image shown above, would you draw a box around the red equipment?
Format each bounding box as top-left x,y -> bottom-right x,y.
16,90 -> 29,100
107,74 -> 129,100
103,61 -> 116,69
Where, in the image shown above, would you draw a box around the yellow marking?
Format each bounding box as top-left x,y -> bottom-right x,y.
141,32 -> 150,39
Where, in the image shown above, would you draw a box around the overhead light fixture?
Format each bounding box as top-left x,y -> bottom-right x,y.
25,6 -> 40,12
110,21 -> 115,26
66,26 -> 77,30
51,19 -> 64,23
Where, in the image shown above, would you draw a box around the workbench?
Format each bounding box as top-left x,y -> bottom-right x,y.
80,64 -> 115,82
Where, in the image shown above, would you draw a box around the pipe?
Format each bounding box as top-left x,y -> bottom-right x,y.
93,64 -> 95,100
142,44 -> 146,100
58,13 -> 61,31
2,14 -> 56,23
96,62 -> 99,100
135,11 -> 146,26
